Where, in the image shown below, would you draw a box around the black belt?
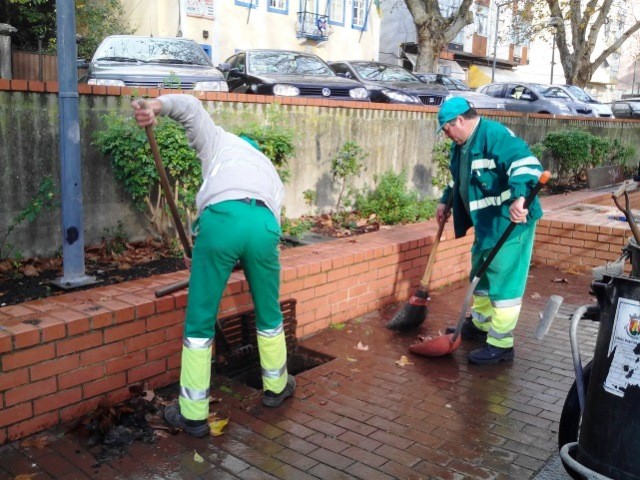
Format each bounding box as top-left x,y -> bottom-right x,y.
235,198 -> 268,208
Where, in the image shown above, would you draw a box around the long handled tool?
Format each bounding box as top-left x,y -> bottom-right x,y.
409,171 -> 550,357
386,196 -> 453,331
136,100 -> 192,298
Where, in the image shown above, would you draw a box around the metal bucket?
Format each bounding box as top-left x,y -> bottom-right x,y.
577,275 -> 640,480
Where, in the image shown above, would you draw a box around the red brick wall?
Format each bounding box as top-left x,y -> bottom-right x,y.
0,220 -> 472,443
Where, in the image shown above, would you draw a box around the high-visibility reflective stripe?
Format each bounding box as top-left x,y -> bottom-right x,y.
511,167 -> 543,179
488,328 -> 513,339
474,289 -> 489,296
257,324 -> 284,338
492,298 -> 522,308
448,180 -> 454,188
472,310 -> 491,324
469,189 -> 511,212
262,363 -> 287,379
184,337 -> 213,349
507,157 -> 540,176
471,159 -> 496,170
180,385 -> 210,401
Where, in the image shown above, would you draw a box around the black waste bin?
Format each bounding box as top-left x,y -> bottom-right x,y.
579,273 -> 640,480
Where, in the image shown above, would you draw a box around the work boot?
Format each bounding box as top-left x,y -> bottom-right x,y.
445,317 -> 488,341
164,402 -> 210,437
262,374 -> 296,407
467,344 -> 514,365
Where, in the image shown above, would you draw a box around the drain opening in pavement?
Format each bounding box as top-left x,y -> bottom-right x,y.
214,298 -> 335,389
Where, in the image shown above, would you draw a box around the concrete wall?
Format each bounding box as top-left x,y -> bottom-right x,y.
1,82 -> 640,258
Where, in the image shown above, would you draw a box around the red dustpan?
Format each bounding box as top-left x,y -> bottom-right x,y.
409,171 -> 550,358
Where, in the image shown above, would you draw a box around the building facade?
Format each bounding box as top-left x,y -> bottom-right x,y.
121,0 -> 381,66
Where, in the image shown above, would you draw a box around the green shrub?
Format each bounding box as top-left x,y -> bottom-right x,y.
355,170 -> 437,225
542,128 -> 637,182
431,138 -> 452,191
94,114 -> 201,242
331,141 -> 367,212
0,176 -> 57,260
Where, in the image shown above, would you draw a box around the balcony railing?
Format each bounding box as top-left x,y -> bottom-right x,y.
296,11 -> 333,41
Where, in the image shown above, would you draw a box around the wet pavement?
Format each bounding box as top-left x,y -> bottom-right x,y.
0,262 -> 599,480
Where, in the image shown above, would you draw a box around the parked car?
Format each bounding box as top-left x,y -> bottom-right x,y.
477,82 -> 595,117
558,85 -> 615,118
538,85 -> 598,117
79,35 -> 228,92
611,98 -> 640,119
218,49 -> 368,101
416,72 -> 505,110
328,61 -> 448,106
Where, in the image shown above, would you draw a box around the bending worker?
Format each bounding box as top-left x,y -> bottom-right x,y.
132,94 -> 295,437
436,97 -> 543,365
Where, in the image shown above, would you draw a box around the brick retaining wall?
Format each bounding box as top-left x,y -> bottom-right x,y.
1,188 -> 637,443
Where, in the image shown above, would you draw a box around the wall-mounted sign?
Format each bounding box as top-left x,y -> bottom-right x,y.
186,0 -> 215,19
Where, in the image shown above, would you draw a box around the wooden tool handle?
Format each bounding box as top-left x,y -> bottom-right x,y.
138,99 -> 192,258
419,195 -> 453,288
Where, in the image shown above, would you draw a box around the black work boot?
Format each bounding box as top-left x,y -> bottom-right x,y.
467,344 -> 514,365
262,374 -> 296,407
164,402 -> 210,437
445,317 -> 488,341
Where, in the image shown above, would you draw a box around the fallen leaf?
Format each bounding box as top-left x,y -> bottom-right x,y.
552,278 -> 569,283
395,355 -> 414,367
346,355 -> 358,362
143,388 -> 155,402
530,292 -> 541,299
209,417 -> 229,436
22,265 -> 39,277
193,450 -> 204,462
355,341 -> 369,351
13,475 -> 37,480
19,435 -> 50,449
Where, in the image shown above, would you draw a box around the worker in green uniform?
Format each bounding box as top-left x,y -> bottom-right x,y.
132,95 -> 295,437
436,97 -> 543,365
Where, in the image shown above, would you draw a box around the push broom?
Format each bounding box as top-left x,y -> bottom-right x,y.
386,196 -> 453,331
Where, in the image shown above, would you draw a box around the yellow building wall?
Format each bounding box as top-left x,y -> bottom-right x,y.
121,0 -> 380,65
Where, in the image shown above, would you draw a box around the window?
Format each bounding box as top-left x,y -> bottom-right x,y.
268,0 -> 287,14
235,0 -> 258,8
352,0 -> 366,29
475,6 -> 489,36
329,0 -> 344,24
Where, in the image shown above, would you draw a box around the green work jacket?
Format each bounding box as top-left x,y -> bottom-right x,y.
440,117 -> 543,252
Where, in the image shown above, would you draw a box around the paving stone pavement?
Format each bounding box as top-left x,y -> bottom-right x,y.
0,262 -> 601,480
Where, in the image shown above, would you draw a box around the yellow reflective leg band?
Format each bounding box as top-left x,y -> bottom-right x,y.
257,331 -> 287,394
486,305 -> 521,349
179,343 -> 212,421
471,294 -> 492,332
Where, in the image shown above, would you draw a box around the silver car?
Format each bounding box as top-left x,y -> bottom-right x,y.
557,85 -> 614,118
416,73 -> 505,110
478,82 -> 595,117
79,35 -> 229,92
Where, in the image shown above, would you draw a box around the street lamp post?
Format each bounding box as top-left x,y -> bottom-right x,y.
549,17 -> 561,84
491,1 -> 513,83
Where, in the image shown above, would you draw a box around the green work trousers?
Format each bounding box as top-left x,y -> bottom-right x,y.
470,223 -> 536,348
179,200 -> 287,421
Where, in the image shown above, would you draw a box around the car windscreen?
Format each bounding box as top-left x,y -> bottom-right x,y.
248,51 -> 334,76
541,87 -> 571,99
564,85 -> 591,102
630,102 -> 640,111
352,63 -> 419,82
448,77 -> 470,91
93,37 -> 211,66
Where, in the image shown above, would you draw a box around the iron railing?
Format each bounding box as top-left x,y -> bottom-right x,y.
296,11 -> 332,41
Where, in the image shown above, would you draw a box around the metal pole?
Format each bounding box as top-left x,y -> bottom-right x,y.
550,30 -> 556,84
52,0 -> 96,289
491,4 -> 500,82
633,58 -> 638,95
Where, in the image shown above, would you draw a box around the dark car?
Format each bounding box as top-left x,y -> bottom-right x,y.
477,82 -> 594,117
611,99 -> 640,119
416,72 -> 505,110
328,61 -> 448,106
79,35 -> 228,92
219,49 -> 368,101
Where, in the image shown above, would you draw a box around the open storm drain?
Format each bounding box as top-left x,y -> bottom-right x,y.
215,299 -> 335,389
